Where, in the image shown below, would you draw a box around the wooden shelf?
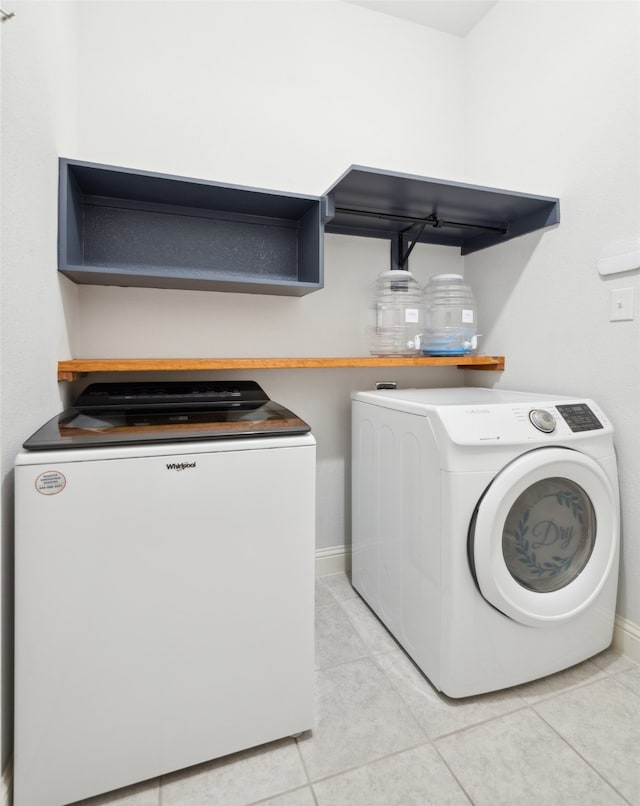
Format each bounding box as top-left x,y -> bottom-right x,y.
57,355 -> 505,382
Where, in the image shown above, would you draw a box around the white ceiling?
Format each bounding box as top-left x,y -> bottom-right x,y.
343,1 -> 498,37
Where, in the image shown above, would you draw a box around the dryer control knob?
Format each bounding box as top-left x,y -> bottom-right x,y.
529,409 -> 556,433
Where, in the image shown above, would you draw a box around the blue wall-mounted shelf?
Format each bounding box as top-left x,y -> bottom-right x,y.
58,159 -> 325,296
58,160 -> 559,294
324,165 -> 560,268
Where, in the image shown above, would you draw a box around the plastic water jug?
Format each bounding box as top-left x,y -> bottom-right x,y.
422,274 -> 478,356
368,270 -> 423,356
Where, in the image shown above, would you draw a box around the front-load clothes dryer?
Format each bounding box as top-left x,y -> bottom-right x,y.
351,387 -> 619,698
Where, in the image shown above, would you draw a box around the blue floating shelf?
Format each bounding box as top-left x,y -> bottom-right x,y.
58,159 -> 325,296
58,160 -> 559,295
324,165 -> 560,261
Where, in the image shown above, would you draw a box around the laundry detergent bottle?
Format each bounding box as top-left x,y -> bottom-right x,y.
422,273 -> 478,356
368,269 -> 423,356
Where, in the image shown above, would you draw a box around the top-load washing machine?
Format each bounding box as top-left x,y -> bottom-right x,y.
351,387 -> 619,698
15,381 -> 316,806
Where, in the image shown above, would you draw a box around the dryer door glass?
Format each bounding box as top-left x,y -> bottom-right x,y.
502,477 -> 596,593
469,447 -> 618,627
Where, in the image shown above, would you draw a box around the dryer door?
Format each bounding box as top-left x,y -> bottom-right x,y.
469,447 -> 618,627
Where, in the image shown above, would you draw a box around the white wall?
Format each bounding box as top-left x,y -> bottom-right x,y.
74,0 -> 466,194
1,0 -> 638,777
463,1 -> 640,626
0,1 -> 466,770
70,0 -> 467,554
1,0 -> 80,774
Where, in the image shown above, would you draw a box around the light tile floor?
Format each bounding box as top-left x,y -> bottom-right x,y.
73,572 -> 640,806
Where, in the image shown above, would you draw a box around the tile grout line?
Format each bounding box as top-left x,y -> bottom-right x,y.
302,735 -> 440,786
337,589 -> 636,745
360,618 -> 535,746
294,734 -> 320,806
316,577 -> 639,804
151,660 -> 636,806
432,701 -> 637,806
431,741 -> 476,806
320,579 -> 546,751
427,702 -> 531,742
608,666 -> 640,701
532,705 -> 636,806
519,660 -> 638,709
244,783 -> 317,806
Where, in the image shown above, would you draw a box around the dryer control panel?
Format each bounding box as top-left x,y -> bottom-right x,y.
528,404 -> 604,434
351,389 -> 613,447
434,401 -> 611,445
556,403 -> 604,432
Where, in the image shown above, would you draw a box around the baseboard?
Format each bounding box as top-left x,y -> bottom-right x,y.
315,545 -> 351,577
613,613 -> 640,664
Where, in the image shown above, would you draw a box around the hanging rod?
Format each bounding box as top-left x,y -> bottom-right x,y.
334,206 -> 508,235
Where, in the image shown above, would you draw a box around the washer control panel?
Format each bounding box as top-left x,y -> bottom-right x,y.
556,403 -> 603,432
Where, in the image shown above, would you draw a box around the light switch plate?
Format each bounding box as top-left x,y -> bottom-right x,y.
609,287 -> 634,321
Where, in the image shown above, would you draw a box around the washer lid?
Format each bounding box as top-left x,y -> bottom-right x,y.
469,447 -> 618,627
22,381 -> 311,451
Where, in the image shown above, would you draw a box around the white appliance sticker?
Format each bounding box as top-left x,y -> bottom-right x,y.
35,471 -> 66,496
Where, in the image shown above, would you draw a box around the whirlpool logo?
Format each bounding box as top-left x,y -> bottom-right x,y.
166,462 -> 196,471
